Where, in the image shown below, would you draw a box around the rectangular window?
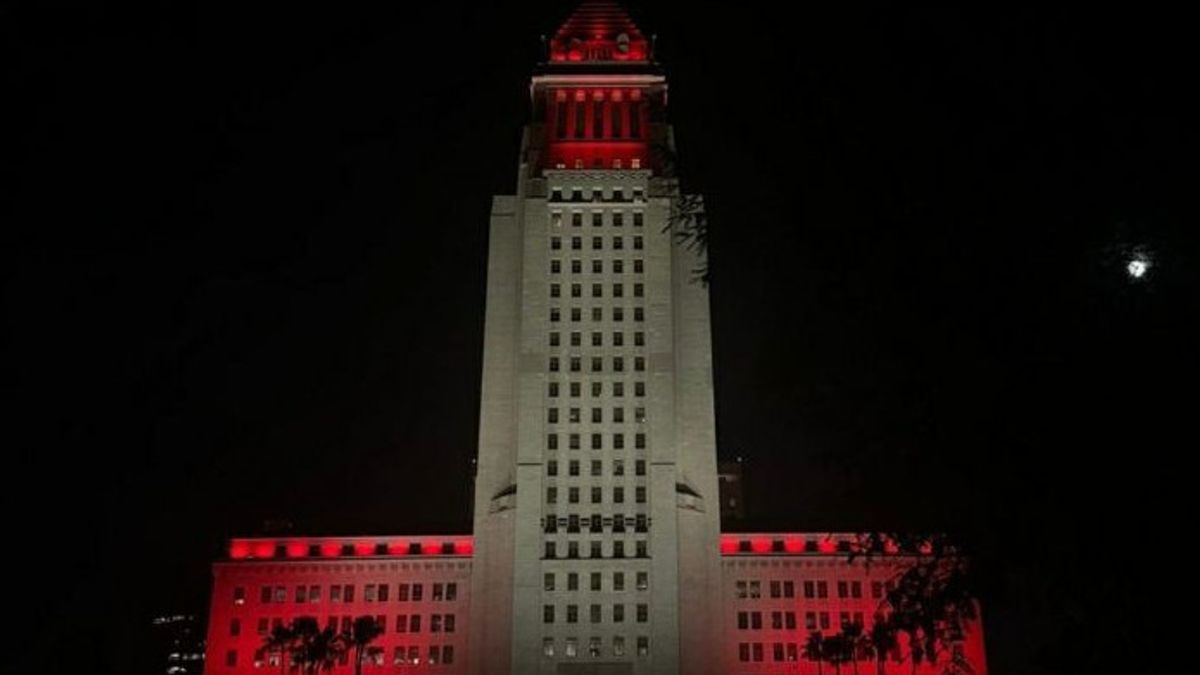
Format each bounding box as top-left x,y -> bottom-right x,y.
590,604 -> 601,623
635,381 -> 645,397
226,650 -> 237,667
817,581 -> 828,599
635,460 -> 646,475
568,487 -> 579,503
551,260 -> 561,274
613,307 -> 624,322
543,638 -> 555,657
614,236 -> 624,250
548,433 -> 559,450
545,541 -> 557,558
566,638 -> 578,658
613,636 -> 626,657
637,604 -> 649,622
637,636 -> 649,657
567,604 -> 579,624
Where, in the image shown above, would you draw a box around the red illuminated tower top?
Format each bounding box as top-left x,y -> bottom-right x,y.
530,1 -> 666,174
547,0 -> 652,63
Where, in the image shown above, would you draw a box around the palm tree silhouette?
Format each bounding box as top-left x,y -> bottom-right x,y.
345,615 -> 385,675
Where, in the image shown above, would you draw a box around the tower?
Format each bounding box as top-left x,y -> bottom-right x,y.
468,3 -> 722,674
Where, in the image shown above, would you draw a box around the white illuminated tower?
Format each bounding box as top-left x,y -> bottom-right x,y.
467,3 -> 722,674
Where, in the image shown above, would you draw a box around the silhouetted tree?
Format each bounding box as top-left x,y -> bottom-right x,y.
262,623 -> 296,675
869,615 -> 900,675
290,617 -> 344,675
804,631 -> 826,675
345,615 -> 385,675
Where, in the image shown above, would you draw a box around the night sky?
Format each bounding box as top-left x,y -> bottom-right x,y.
6,2 -> 1195,674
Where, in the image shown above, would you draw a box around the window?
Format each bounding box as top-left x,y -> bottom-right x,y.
549,333 -> 560,348
570,381 -> 581,397
396,614 -> 408,633
570,356 -> 581,372
591,459 -> 602,476
544,605 -> 555,623
739,644 -> 750,662
737,612 -> 749,630
568,460 -> 579,477
805,612 -> 817,630
635,459 -> 646,476
770,581 -> 781,599
547,487 -> 558,504
568,487 -> 579,503
548,433 -> 559,450
838,581 -> 848,599
613,540 -> 625,558
634,356 -> 645,371
817,581 -> 828,599
852,581 -> 863,599
569,433 -> 580,450
613,259 -> 624,274
567,572 -> 579,591
613,382 -> 624,397
614,236 -> 624,250
635,381 -> 645,397
543,638 -> 555,658
613,486 -> 624,503
225,650 -> 237,667
633,236 -> 643,250
567,604 -> 579,623
592,212 -> 603,227
613,433 -> 624,450
411,584 -> 422,601
613,283 -> 624,298
551,236 -> 562,251
613,459 -> 625,475
592,433 -> 603,450
613,307 -> 624,322
548,408 -> 559,424
774,643 -> 785,662
410,615 -> 422,633
633,212 -> 644,227
614,572 -> 626,591
569,407 -> 581,423
552,188 -> 563,201
633,283 -> 644,298
590,604 -> 602,623
749,581 -> 761,598
635,433 -> 646,449
637,636 -> 649,657
637,572 -> 649,591
592,259 -> 602,273
613,636 -> 626,657
432,583 -> 444,602
637,604 -> 649,622
613,212 -> 624,227
549,356 -> 560,372
572,211 -> 583,227
803,581 -> 815,599
784,581 -> 795,598
431,614 -> 442,632
565,638 -> 578,658
233,587 -> 245,605
551,260 -> 561,274
635,486 -> 646,503
614,356 -> 624,372
571,283 -> 582,298
592,236 -> 602,250
591,307 -> 602,321
634,259 -> 643,273
591,356 -> 602,372
820,612 -> 830,630
230,618 -> 241,636
571,259 -> 582,273
591,486 -> 603,504
397,583 -> 410,602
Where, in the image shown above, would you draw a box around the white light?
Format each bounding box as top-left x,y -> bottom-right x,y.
1127,255 -> 1150,279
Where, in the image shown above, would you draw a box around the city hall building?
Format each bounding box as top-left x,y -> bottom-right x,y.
204,3 -> 988,674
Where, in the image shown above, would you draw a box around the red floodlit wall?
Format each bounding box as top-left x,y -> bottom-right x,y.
207,536 -> 473,675
719,533 -> 988,675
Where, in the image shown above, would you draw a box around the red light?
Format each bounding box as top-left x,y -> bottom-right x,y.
229,542 -> 250,559
818,539 -> 837,554
353,542 -> 375,556
454,540 -> 474,555
783,537 -> 805,553
421,541 -> 440,555
387,542 -> 409,556
719,537 -> 739,554
285,542 -> 307,558
320,543 -> 341,558
750,537 -> 772,553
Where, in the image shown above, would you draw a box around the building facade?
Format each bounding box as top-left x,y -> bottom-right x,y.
204,4 -> 987,675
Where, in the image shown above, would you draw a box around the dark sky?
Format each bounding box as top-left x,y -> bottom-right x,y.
5,2 -> 1195,673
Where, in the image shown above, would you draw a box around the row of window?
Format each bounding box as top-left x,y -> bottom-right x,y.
546,380 -> 646,398
544,513 -> 649,534
548,356 -> 646,372
233,613 -> 458,637
550,210 -> 645,228
551,157 -> 644,171
542,635 -> 650,659
548,305 -> 645,322
543,540 -> 648,559
737,642 -> 800,663
546,432 -> 647,451
735,579 -> 887,600
543,570 -> 649,592
547,459 -> 646,476
552,97 -> 643,140
549,332 -> 645,349
736,611 -> 799,631
543,603 -> 649,624
549,187 -> 644,203
551,236 -> 645,253
252,582 -> 458,605
553,259 -> 645,275
546,486 -> 646,504
552,285 -> 646,303
230,645 -> 457,669
546,407 -> 645,424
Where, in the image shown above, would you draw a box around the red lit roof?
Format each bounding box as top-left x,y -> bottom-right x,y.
549,1 -> 651,63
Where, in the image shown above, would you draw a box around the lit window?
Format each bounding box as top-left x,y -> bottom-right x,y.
543,638 -> 555,657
